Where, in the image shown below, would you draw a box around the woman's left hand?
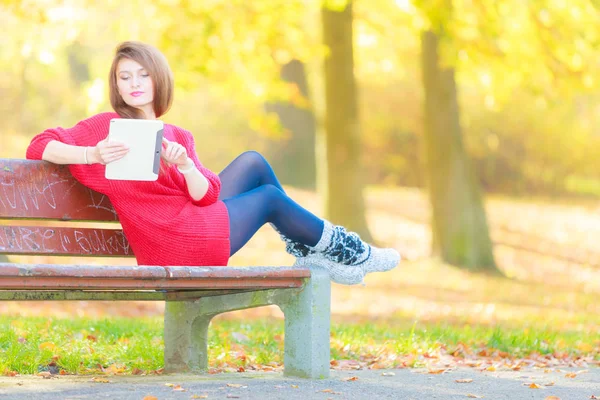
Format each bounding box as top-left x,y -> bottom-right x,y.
161,138 -> 189,167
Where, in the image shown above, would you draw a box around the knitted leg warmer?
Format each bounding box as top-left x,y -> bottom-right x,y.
270,223 -> 315,258
311,220 -> 400,275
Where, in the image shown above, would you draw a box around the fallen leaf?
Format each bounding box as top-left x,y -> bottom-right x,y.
456,379 -> 473,383
466,395 -> 484,399
103,364 -> 125,375
322,389 -> 334,393
165,383 -> 175,387
381,372 -> 395,376
507,363 -> 522,371
529,383 -> 542,389
343,376 -> 359,381
485,366 -> 496,372
226,383 -> 246,388
226,395 -> 240,399
544,382 -> 555,386
545,396 -> 561,400
190,395 -> 208,399
38,342 -> 56,351
90,377 -> 110,383
590,396 -> 599,399
565,373 -> 577,378
4,371 -> 17,377
291,385 -> 299,388
142,397 -> 158,400
428,368 -> 447,374
172,385 -> 186,392
37,372 -> 52,379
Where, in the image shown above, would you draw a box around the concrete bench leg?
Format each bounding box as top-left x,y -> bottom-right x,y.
163,268 -> 331,378
164,301 -> 213,373
278,267 -> 331,378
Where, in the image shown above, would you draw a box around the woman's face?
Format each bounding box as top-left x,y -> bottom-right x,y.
116,58 -> 155,118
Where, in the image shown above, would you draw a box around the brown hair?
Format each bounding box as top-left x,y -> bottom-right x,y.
109,41 -> 174,119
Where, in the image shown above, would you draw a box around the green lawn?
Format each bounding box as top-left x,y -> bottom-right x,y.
1,315 -> 597,376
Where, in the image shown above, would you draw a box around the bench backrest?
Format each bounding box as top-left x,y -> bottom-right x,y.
0,159 -> 132,257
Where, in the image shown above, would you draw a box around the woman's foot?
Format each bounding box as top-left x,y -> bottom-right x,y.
293,254 -> 365,285
278,220 -> 401,285
312,221 -> 401,274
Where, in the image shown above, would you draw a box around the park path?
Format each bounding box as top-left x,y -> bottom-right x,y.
0,366 -> 598,400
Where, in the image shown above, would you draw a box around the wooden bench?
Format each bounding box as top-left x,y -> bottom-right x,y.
0,159 -> 331,378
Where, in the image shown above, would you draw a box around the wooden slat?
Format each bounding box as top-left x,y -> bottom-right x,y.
0,159 -> 119,221
0,265 -> 311,279
0,277 -> 306,290
0,290 -> 167,301
165,289 -> 255,300
0,264 -> 166,278
0,265 -> 311,290
0,289 -> 259,301
0,226 -> 132,256
162,266 -> 311,279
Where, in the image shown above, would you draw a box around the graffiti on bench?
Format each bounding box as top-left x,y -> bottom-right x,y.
0,160 -> 118,221
0,226 -> 130,256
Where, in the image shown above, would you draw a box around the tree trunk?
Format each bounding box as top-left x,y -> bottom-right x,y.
265,60 -> 317,189
421,30 -> 499,274
321,2 -> 372,240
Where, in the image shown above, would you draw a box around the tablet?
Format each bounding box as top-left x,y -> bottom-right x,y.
105,118 -> 164,181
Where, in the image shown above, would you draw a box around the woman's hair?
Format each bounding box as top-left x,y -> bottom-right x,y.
108,41 -> 174,119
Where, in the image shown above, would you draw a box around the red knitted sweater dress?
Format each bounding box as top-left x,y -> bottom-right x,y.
26,112 -> 231,266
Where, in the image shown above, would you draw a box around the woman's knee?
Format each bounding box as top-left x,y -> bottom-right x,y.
240,150 -> 270,171
257,184 -> 286,220
258,183 -> 284,198
259,183 -> 285,205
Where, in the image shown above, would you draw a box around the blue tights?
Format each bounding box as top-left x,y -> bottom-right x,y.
218,151 -> 324,256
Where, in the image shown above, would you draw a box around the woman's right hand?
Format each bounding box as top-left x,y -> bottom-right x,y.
91,138 -> 129,165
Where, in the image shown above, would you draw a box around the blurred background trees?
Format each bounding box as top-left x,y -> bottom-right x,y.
2,0 -> 600,271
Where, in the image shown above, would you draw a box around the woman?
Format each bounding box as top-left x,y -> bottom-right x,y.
26,41 -> 400,285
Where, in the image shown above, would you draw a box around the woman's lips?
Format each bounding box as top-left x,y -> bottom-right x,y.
130,92 -> 144,97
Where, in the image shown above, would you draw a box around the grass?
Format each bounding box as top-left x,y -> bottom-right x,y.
1,315 -> 598,376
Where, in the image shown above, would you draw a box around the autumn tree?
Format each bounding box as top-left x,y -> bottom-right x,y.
421,28 -> 497,272
320,0 -> 372,239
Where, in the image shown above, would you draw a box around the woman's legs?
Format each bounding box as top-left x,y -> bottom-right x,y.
223,184 -> 323,256
223,184 -> 366,285
218,151 -> 313,257
219,151 -> 400,285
